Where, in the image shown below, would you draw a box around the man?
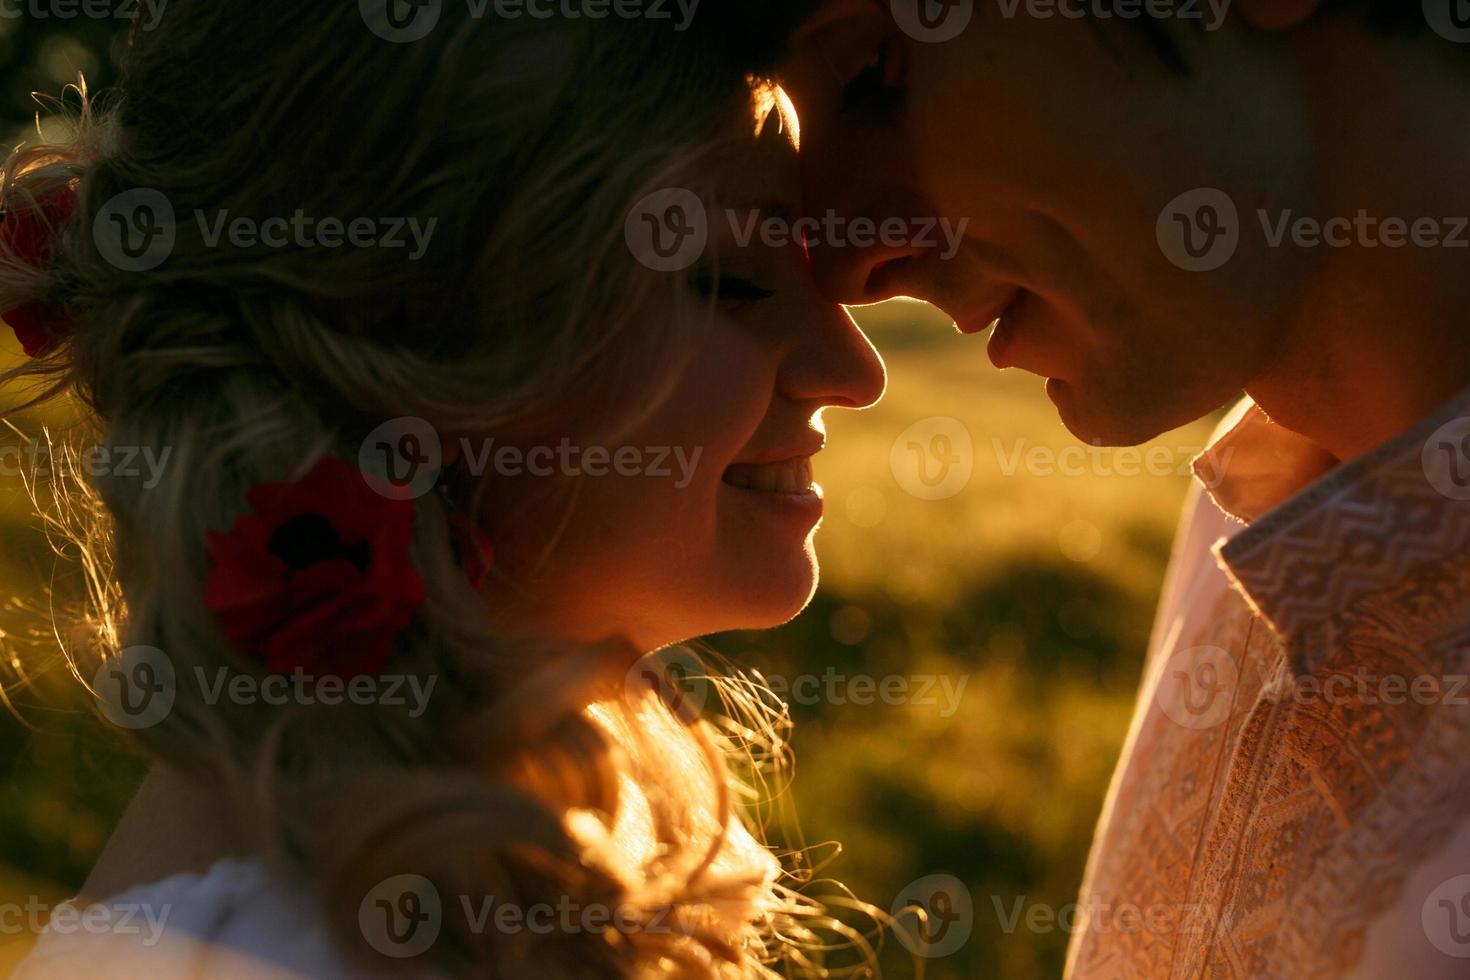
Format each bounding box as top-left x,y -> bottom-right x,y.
781,2 -> 1470,977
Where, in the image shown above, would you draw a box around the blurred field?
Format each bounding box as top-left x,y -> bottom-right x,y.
0,299 -> 1222,977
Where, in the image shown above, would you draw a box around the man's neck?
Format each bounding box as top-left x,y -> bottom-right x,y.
1247,287 -> 1470,463
1243,33 -> 1470,463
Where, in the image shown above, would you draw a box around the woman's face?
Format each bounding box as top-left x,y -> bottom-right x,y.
481,107 -> 887,652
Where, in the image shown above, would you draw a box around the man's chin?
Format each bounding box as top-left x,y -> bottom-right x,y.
1046,376 -> 1167,448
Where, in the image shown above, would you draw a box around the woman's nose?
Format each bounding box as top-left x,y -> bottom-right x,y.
778,293 -> 887,412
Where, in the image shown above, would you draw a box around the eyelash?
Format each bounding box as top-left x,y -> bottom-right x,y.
688,274 -> 778,305
840,42 -> 906,117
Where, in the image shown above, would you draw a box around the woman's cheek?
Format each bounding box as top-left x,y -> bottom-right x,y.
672,317 -> 777,447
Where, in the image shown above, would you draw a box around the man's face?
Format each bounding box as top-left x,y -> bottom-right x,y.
781,1 -> 1318,445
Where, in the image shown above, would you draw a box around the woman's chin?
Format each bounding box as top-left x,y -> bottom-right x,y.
722,553 -> 821,632
624,549 -> 821,650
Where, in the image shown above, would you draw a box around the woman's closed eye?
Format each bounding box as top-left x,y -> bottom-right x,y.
689,272 -> 779,306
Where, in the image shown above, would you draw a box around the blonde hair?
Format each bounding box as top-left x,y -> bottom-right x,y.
0,5 -> 884,976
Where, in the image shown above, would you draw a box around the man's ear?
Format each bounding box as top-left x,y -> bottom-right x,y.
1234,0 -> 1324,31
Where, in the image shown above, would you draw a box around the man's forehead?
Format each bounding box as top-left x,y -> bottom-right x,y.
777,0 -> 894,95
790,0 -> 887,38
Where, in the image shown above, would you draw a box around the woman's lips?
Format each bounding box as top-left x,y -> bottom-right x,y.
722,456 -> 816,495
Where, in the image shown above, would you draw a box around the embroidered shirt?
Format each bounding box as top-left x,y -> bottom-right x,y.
1064,390 -> 1470,979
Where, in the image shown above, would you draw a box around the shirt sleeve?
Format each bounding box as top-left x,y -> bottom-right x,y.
10,859 -> 396,979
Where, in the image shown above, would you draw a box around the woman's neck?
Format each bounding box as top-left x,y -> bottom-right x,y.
82,763 -> 237,900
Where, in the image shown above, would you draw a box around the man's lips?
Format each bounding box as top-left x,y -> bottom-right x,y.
955,287 -> 1024,335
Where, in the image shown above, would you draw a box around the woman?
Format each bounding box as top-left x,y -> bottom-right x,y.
2,2 -> 885,976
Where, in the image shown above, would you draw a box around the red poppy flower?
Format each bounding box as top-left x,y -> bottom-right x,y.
203,456 -> 427,678
1,185 -> 77,357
